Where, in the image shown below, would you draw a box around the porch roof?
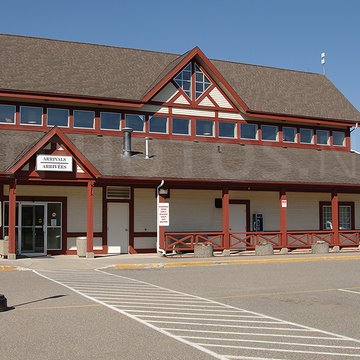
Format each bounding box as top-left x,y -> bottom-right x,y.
2,129 -> 359,186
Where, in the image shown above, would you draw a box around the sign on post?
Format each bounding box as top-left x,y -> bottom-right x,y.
158,203 -> 170,226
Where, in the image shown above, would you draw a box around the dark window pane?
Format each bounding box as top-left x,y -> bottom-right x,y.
219,122 -> 236,138
172,118 -> 190,135
196,120 -> 213,136
316,130 -> 329,145
283,127 -> 296,142
125,114 -> 144,132
20,106 -> 43,125
261,125 -> 278,141
333,131 -> 345,146
240,123 -> 257,139
100,112 -> 121,130
300,128 -> 313,143
47,108 -> 69,127
0,104 -> 15,124
73,110 -> 94,128
149,116 -> 167,133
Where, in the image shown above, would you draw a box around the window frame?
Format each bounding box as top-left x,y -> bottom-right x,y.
240,123 -> 258,140
316,129 -> 330,146
299,128 -> 314,144
0,104 -> 16,125
332,130 -> 346,147
73,110 -> 95,129
218,121 -> 237,139
195,119 -> 215,137
171,117 -> 191,136
319,201 -> 355,231
149,115 -> 168,134
282,126 -> 297,143
100,111 -> 121,131
261,124 -> 278,142
20,106 -> 43,126
125,113 -> 145,133
47,108 -> 70,128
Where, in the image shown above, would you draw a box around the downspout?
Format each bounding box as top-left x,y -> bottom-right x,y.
156,180 -> 166,256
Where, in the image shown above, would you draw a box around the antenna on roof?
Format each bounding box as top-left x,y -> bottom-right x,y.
321,51 -> 326,75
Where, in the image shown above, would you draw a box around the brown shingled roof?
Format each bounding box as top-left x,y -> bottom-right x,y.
0,34 -> 359,122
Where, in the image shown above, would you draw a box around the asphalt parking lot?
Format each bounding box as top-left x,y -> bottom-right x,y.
1,256 -> 360,359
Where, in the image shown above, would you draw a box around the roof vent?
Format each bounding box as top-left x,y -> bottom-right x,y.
106,186 -> 131,199
123,127 -> 133,157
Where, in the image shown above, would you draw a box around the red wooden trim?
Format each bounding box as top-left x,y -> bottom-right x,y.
102,186 -> 107,247
222,188 -> 230,249
86,180 -> 94,253
134,232 -> 157,237
0,183 -> 3,239
248,111 -> 355,127
133,248 -> 157,253
67,232 -> 103,238
65,249 -> 107,255
0,90 -> 142,108
331,192 -> 339,246
279,189 -> 287,247
8,179 -> 16,255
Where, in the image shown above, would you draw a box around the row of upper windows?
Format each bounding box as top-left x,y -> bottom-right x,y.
0,104 -> 346,147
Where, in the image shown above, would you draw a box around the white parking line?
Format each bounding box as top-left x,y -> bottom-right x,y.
35,269 -> 360,360
338,288 -> 360,295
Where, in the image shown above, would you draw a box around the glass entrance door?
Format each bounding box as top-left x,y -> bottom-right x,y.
20,203 -> 46,255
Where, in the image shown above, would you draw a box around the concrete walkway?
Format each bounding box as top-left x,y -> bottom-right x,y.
1,249 -> 360,271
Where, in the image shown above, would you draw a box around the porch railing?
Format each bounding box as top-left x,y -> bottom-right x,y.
164,230 -> 360,253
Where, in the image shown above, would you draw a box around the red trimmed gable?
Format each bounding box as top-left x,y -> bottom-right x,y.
143,47 -> 249,113
7,127 -> 100,180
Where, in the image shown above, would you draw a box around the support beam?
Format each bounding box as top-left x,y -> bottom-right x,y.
8,180 -> 16,260
222,188 -> 230,250
279,189 -> 288,251
331,191 -> 339,247
86,181 -> 95,258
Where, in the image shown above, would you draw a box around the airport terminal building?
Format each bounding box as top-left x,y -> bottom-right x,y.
1,34 -> 360,259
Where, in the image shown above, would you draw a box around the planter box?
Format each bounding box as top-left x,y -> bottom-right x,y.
312,241 -> 329,254
255,242 -> 274,256
0,239 -> 8,258
194,243 -> 214,258
76,237 -> 87,257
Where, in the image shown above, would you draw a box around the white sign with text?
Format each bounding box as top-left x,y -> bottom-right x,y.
158,203 -> 170,226
36,155 -> 73,172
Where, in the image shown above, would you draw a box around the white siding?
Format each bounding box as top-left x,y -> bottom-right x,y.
67,237 -> 103,251
152,83 -> 178,102
287,192 -> 330,230
141,105 -> 169,114
134,188 -> 157,232
4,185 -> 103,233
172,108 -> 215,118
199,96 -> 215,107
166,190 -> 222,232
134,237 -> 157,249
218,111 -> 244,120
230,191 -> 279,231
210,87 -> 233,108
174,95 -> 190,105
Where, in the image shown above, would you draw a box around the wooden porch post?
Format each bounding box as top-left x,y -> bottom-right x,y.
158,193 -> 166,251
279,189 -> 288,251
86,180 -> 95,258
331,191 -> 339,247
222,188 -> 230,250
8,180 -> 17,260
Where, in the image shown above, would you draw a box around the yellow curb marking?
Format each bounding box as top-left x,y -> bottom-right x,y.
0,266 -> 17,271
16,304 -> 101,311
209,286 -> 360,300
113,254 -> 360,269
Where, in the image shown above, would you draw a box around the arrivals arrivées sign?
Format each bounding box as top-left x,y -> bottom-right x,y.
36,155 -> 73,172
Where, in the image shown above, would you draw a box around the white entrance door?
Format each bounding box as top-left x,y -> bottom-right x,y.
229,204 -> 247,232
229,204 -> 247,250
107,203 -> 129,254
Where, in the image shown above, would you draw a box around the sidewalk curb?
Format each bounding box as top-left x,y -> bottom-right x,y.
112,254 -> 360,270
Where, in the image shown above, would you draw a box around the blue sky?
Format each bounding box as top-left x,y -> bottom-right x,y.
1,0 -> 360,148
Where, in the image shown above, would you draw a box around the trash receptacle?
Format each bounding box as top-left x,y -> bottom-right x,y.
76,237 -> 87,257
